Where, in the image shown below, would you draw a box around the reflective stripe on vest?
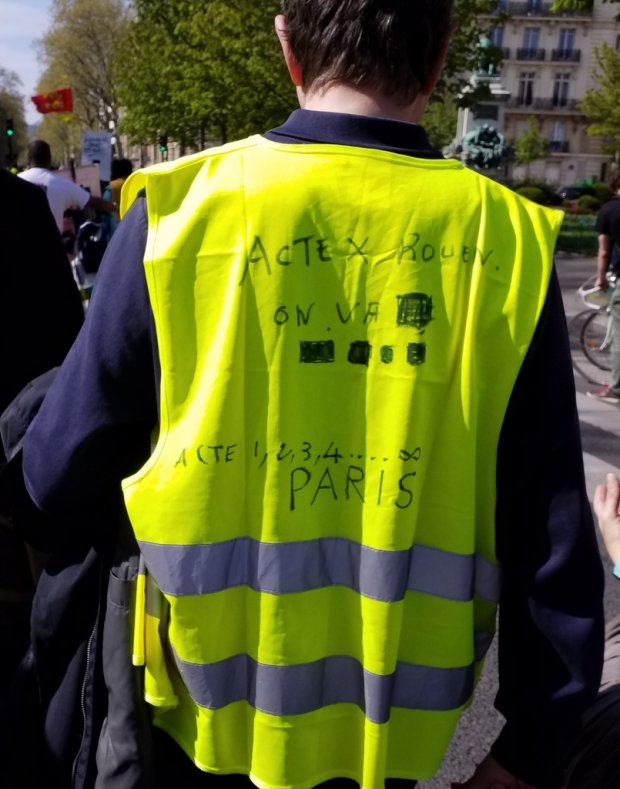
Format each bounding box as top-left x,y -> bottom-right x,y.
173,651 -> 475,721
138,537 -> 501,603
121,136 -> 562,787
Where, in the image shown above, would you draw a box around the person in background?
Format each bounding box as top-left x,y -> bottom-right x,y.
103,158 -> 134,239
21,1 -> 604,787
19,139 -> 116,235
588,168 -> 620,403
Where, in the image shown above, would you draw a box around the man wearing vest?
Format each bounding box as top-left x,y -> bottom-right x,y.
22,1 -> 604,788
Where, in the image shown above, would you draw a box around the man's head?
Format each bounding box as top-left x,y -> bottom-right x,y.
278,0 -> 454,105
110,158 -> 134,181
27,140 -> 53,169
609,168 -> 620,194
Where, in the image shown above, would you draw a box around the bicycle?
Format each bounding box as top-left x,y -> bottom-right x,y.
568,274 -> 615,386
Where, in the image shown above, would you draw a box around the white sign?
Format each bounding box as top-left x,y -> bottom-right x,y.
56,164 -> 102,197
81,131 -> 112,181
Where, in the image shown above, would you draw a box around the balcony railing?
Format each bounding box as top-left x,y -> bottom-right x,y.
539,97 -> 580,110
551,49 -> 581,62
516,47 -> 546,60
548,140 -> 570,153
504,1 -> 592,17
506,97 -> 582,111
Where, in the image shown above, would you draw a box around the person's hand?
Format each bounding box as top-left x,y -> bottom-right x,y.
593,473 -> 620,565
452,755 -> 538,788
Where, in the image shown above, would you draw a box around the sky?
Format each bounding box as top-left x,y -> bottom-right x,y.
0,0 -> 54,125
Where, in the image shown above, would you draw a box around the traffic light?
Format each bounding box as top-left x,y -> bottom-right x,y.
158,135 -> 168,153
5,118 -> 14,137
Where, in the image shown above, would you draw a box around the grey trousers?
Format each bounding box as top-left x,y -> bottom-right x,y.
610,278 -> 620,393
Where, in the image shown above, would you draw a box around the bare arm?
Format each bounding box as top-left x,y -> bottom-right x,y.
593,473 -> 620,565
87,194 -> 117,215
596,233 -> 612,290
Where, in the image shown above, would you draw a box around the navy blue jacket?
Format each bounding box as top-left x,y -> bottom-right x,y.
22,111 -> 604,788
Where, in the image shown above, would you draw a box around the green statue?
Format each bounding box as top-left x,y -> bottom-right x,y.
462,124 -> 509,169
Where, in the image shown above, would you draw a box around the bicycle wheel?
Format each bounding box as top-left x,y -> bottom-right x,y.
568,310 -> 608,386
581,309 -> 612,372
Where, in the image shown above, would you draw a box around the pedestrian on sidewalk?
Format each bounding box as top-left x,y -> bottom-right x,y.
19,139 -> 116,235
588,168 -> 620,403
18,2 -> 604,788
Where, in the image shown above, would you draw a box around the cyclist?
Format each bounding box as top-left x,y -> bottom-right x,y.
588,168 -> 620,403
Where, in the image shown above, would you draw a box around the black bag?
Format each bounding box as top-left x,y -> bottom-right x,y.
77,220 -> 108,275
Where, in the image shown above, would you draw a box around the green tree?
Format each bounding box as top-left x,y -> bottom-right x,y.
35,0 -> 130,161
580,43 -> 620,162
439,0 -> 509,107
115,0 -> 296,149
550,0 -> 594,10
0,68 -> 27,168
423,96 -> 459,151
514,117 -> 548,178
550,0 -> 620,17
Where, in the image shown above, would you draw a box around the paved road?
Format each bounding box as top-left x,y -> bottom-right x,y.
418,255 -> 620,788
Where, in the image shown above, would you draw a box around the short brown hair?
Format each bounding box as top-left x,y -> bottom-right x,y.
608,167 -> 620,193
281,0 -> 454,103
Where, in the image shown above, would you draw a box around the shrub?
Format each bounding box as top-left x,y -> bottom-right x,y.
576,194 -> 601,212
513,181 -> 562,205
516,186 -> 545,204
592,181 -> 613,204
556,213 -> 598,255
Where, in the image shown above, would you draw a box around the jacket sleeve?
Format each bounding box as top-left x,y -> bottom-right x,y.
23,198 -> 157,516
491,268 -> 605,788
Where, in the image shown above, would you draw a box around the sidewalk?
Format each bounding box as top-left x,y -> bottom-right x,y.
576,390 -> 620,497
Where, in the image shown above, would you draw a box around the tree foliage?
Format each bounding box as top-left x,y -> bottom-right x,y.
0,68 -> 27,167
580,43 -> 620,160
36,0 -> 130,161
550,0 -> 620,19
440,0 -> 509,107
423,96 -> 460,151
115,0 -> 296,148
515,117 -> 548,170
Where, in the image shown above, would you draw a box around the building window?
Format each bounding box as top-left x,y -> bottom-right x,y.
553,73 -> 571,107
523,27 -> 540,50
549,121 -> 567,152
558,28 -> 575,53
489,26 -> 504,48
550,121 -> 566,142
518,71 -> 536,106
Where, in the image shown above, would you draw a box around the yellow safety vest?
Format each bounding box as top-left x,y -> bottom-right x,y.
121,136 -> 562,788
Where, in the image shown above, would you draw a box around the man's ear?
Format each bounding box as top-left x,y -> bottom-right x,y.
275,14 -> 303,88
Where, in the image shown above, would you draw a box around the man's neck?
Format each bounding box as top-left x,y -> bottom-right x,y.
300,82 -> 428,124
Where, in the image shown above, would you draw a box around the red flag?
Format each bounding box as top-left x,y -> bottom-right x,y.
31,88 -> 73,114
